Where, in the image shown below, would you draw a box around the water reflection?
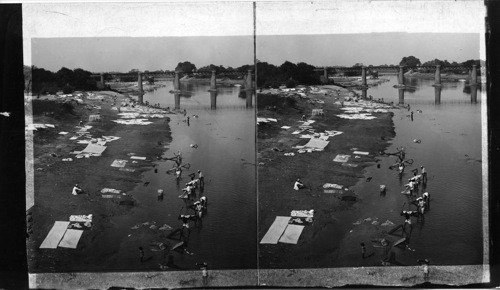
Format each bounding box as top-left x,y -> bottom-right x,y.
210,91 -> 217,109
174,93 -> 180,109
398,89 -> 404,105
434,87 -> 441,105
471,85 -> 478,103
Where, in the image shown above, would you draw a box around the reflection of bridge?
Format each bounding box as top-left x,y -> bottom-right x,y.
315,65 -> 480,88
357,85 -> 478,105
138,90 -> 254,109
92,70 -> 255,109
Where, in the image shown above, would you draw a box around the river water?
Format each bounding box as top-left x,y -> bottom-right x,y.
111,81 -> 257,270
347,75 -> 483,266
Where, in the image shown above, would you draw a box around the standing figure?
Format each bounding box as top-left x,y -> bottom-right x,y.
196,262 -> 209,286
139,247 -> 145,263
175,167 -> 182,180
200,196 -> 208,211
198,170 -> 205,187
421,166 -> 427,183
417,197 -> 425,218
402,212 -> 413,234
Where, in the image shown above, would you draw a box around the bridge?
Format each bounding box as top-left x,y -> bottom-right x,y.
354,80 -> 478,105
92,70 -> 255,109
315,65 -> 480,88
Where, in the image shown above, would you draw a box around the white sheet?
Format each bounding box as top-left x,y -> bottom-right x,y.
278,224 -> 304,244
40,221 -> 70,249
260,216 -> 291,244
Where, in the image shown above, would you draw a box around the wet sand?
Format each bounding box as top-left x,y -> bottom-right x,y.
257,85 -> 397,268
27,89 -> 174,272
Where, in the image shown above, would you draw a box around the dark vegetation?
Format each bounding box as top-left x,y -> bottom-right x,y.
257,61 -> 324,88
257,93 -> 292,109
27,66 -> 99,95
398,56 -> 483,74
175,61 -> 253,79
32,99 -> 75,118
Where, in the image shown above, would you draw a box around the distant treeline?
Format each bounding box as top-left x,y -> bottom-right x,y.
256,61 -> 324,88
27,66 -> 99,95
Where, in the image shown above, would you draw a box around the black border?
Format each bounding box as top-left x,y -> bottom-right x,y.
1,1 -> 499,288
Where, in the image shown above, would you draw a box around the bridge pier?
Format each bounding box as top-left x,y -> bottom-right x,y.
173,71 -> 181,92
174,93 -> 181,110
361,88 -> 367,99
434,87 -> 441,105
210,70 -> 217,91
361,66 -> 367,87
398,66 -> 405,86
433,65 -> 442,87
398,88 -> 405,105
100,73 -> 105,88
245,89 -> 253,108
210,91 -> 217,109
470,65 -> 477,86
471,86 -> 477,103
324,67 -> 328,80
246,70 -> 253,90
138,72 -> 143,104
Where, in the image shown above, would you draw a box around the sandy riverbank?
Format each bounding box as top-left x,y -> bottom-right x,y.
257,85 -> 399,268
26,89 -> 176,272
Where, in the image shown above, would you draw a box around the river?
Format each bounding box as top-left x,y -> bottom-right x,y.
347,75 -> 483,266
111,80 -> 257,270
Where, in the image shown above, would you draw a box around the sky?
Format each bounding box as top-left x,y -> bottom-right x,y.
31,33 -> 480,73
257,33 -> 480,67
31,36 -> 254,73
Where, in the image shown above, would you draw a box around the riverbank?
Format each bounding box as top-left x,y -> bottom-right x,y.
27,89 -> 175,272
257,85 -> 398,268
331,77 -> 390,88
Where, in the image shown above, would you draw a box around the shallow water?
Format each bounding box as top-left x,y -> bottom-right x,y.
109,81 -> 256,270
347,75 -> 483,265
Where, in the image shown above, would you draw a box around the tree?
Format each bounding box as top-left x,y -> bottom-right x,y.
461,59 -> 481,67
55,67 -> 74,87
295,62 -> 321,85
353,63 -> 364,67
399,56 -> 421,67
279,61 -> 298,80
175,61 -> 196,73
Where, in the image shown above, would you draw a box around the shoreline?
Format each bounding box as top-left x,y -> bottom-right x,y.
257,85 -> 398,268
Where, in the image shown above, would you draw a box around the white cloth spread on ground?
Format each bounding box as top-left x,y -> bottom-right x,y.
278,224 -> 304,244
58,229 -> 83,249
323,183 -> 343,189
257,117 -> 278,124
333,154 -> 351,163
302,138 -> 329,150
25,123 -> 56,131
101,188 -> 121,194
353,151 -> 369,155
291,210 -> 314,218
281,126 -> 291,129
130,156 -> 146,160
260,216 -> 291,244
40,221 -> 70,249
80,143 -> 107,156
336,113 -> 376,120
110,159 -> 128,168
112,119 -> 153,125
69,214 -> 92,223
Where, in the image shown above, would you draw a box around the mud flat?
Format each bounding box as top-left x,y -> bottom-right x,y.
257,85 -> 398,268
26,90 -> 175,272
